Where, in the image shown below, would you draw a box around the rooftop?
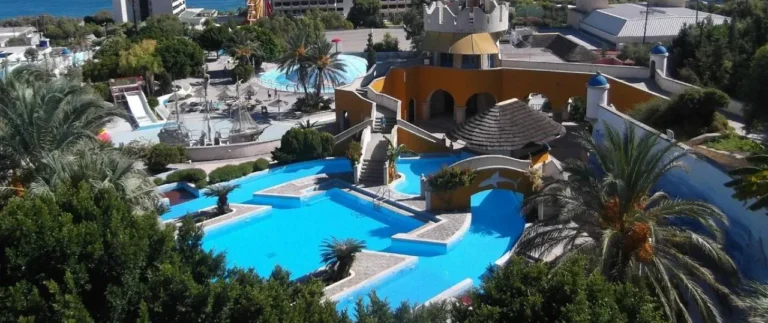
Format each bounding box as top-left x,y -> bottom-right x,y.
580,3 -> 728,39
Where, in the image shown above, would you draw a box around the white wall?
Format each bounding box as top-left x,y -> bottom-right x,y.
596,105 -> 768,281
423,0 -> 509,34
654,70 -> 745,117
500,59 -> 650,79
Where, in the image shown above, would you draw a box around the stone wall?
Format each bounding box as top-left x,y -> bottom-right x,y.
186,140 -> 280,162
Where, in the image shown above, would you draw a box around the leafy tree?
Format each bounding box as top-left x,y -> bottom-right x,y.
231,62 -> 254,82
6,37 -> 26,46
84,10 -> 114,25
0,66 -> 125,181
226,27 -> 264,69
617,43 -> 652,67
83,35 -> 132,82
306,38 -> 346,96
519,122 -> 740,322
568,96 -> 587,121
346,141 -> 362,167
304,9 -> 353,30
256,12 -> 325,47
725,155 -> 768,211
364,31 -> 376,70
271,128 -> 335,164
143,143 -> 185,173
156,37 -> 204,79
118,39 -> 164,95
320,237 -> 366,282
459,256 -> 666,323
347,0 -> 383,28
402,0 -> 429,50
628,87 -> 730,139
373,32 -> 400,52
203,183 -> 240,215
138,14 -> 185,40
744,44 -> 768,125
23,47 -> 37,62
0,183 -> 341,322
197,25 -> 231,57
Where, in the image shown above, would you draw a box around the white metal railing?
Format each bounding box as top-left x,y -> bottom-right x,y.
372,183 -> 392,209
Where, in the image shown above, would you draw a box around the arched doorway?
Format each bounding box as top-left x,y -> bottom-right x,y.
465,93 -> 496,120
407,99 -> 416,122
428,89 -> 454,120
341,111 -> 350,131
650,60 -> 656,78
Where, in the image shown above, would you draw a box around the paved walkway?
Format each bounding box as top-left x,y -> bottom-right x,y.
324,251 -> 416,299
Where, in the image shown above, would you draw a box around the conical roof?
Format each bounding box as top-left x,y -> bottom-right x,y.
448,99 -> 565,153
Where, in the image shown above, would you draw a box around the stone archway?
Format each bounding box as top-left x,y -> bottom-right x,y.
465,92 -> 496,120
407,99 -> 416,122
428,89 -> 455,120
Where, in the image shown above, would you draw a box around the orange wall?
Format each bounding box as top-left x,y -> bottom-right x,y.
334,88 -> 374,131
429,167 -> 532,211
369,77 -> 385,92
397,127 -> 452,154
369,66 -> 663,121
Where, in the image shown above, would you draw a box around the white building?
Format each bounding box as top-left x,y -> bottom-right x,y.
567,0 -> 728,44
112,0 -> 187,24
0,27 -> 39,48
272,0 -> 410,18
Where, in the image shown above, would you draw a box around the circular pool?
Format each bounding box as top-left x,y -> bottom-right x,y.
257,54 -> 367,93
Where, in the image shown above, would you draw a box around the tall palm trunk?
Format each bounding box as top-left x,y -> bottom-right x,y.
315,68 -> 324,97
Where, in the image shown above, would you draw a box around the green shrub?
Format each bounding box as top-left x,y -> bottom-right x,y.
231,62 -> 254,82
143,143 -> 185,173
346,141 -> 363,167
568,96 -> 587,121
165,168 -> 207,186
704,133 -> 767,154
253,158 -> 270,171
147,96 -> 159,108
208,161 -> 259,184
153,177 -> 164,185
628,88 -> 730,139
272,128 -> 335,164
428,166 -> 478,192
709,111 -> 730,133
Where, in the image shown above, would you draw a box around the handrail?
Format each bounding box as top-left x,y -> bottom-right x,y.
334,119 -> 373,142
396,119 -> 451,147
449,155 -> 530,171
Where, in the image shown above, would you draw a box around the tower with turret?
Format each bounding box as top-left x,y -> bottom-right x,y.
422,0 -> 509,69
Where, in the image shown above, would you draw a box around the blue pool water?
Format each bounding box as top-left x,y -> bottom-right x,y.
335,189 -> 526,312
161,158 -> 351,221
257,54 -> 367,93
204,188 -> 422,278
394,154 -> 470,196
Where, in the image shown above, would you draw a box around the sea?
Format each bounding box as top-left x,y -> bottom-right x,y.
0,0 -> 247,20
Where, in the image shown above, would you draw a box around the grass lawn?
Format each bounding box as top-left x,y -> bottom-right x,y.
703,135 -> 766,154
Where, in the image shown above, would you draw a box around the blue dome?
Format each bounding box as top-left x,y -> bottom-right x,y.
650,44 -> 667,55
588,72 -> 608,87
60,48 -> 71,55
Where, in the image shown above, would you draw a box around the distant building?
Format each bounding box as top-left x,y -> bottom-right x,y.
179,8 -> 217,29
271,0 -> 409,18
0,26 -> 39,48
112,0 -> 187,24
567,0 -> 728,44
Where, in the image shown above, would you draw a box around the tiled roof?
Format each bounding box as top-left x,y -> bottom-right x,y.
448,99 -> 566,153
529,34 -> 598,63
581,3 -> 728,38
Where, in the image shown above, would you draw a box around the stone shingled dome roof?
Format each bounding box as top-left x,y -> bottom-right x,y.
448,99 -> 566,153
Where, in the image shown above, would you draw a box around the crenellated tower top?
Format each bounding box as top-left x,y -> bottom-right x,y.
423,0 -> 509,34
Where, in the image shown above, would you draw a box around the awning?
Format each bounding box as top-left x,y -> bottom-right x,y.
421,32 -> 500,55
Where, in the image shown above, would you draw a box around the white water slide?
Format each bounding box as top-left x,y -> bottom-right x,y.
125,92 -> 159,128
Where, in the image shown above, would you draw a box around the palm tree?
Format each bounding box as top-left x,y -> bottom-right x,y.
0,66 -> 126,176
725,154 -> 768,211
26,142 -> 161,213
385,136 -> 413,183
276,32 -> 310,96
203,183 -> 241,216
320,237 -> 366,282
305,38 -> 346,96
226,29 -> 263,68
742,282 -> 768,322
518,121 -> 739,323
296,120 -> 318,129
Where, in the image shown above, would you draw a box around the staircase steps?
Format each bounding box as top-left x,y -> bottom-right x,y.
373,116 -> 396,134
359,159 -> 385,186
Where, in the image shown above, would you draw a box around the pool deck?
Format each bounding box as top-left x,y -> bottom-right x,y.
325,250 -> 417,300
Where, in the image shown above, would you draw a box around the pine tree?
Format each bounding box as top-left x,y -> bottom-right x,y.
364,31 -> 376,71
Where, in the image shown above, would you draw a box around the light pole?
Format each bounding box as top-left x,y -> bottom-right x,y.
203,64 -> 212,143
641,2 -> 651,44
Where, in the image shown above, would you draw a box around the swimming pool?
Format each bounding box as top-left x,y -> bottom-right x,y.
257,54 -> 367,93
335,189 -> 526,312
160,158 -> 351,222
393,154 -> 471,196
204,188 -> 423,278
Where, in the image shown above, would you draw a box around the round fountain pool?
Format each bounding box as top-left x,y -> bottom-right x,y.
257,54 -> 367,93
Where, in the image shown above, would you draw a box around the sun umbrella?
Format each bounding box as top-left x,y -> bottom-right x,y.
242,83 -> 258,96
217,88 -> 233,101
268,99 -> 289,108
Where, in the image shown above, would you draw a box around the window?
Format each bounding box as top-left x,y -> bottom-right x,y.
439,53 -> 453,67
462,55 -> 479,69
488,54 -> 495,68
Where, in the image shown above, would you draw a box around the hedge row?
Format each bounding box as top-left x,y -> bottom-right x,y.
208,158 -> 270,184
164,168 -> 208,187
